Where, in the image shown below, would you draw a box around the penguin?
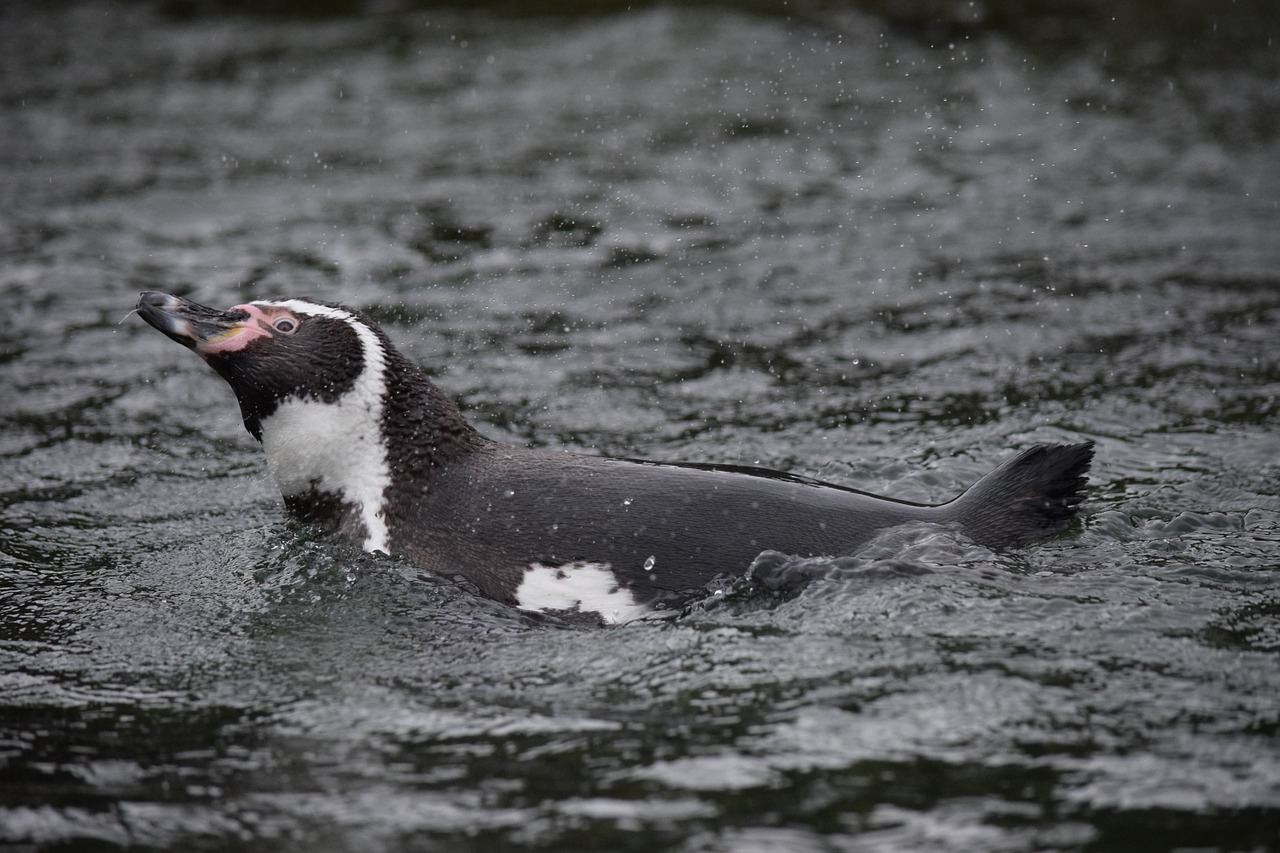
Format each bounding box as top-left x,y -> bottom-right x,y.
136,291 -> 1093,624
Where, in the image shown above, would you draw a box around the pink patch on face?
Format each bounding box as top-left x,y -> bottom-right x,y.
195,303 -> 300,356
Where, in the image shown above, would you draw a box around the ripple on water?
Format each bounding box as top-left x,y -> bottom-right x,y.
2,1 -> 1279,850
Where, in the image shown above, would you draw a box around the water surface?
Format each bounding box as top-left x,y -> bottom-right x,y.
2,2 -> 1278,850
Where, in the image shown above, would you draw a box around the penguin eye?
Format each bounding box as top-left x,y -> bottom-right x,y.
273,317 -> 298,334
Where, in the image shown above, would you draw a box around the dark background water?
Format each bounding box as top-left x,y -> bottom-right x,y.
2,1 -> 1279,850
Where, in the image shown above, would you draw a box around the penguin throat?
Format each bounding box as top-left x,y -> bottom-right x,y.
255,309 -> 393,555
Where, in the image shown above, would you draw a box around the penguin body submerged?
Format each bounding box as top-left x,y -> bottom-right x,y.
136,291 -> 1093,624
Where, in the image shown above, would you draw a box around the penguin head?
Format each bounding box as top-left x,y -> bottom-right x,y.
136,290 -> 388,441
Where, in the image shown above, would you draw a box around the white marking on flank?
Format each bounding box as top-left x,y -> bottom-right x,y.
515,562 -> 649,625
256,300 -> 392,554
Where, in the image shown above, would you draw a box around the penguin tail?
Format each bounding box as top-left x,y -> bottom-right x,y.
944,442 -> 1094,549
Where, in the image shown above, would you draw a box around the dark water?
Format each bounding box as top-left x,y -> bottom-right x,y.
3,1 -> 1279,850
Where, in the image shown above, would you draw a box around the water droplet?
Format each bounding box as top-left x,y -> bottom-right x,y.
643,556 -> 656,571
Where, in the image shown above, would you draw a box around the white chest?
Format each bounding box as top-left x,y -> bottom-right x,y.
259,393 -> 391,554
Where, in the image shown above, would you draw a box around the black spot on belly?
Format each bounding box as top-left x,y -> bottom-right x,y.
284,486 -> 369,543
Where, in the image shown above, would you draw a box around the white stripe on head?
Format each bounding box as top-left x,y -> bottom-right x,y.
255,299 -> 392,554
515,562 -> 649,625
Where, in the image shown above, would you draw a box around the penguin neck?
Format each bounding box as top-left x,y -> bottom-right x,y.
256,337 -> 486,555
379,347 -> 490,472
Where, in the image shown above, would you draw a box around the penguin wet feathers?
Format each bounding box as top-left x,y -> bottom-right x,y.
136,290 -> 1094,625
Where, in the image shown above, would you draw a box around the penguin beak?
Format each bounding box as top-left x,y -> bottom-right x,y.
137,291 -> 249,352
